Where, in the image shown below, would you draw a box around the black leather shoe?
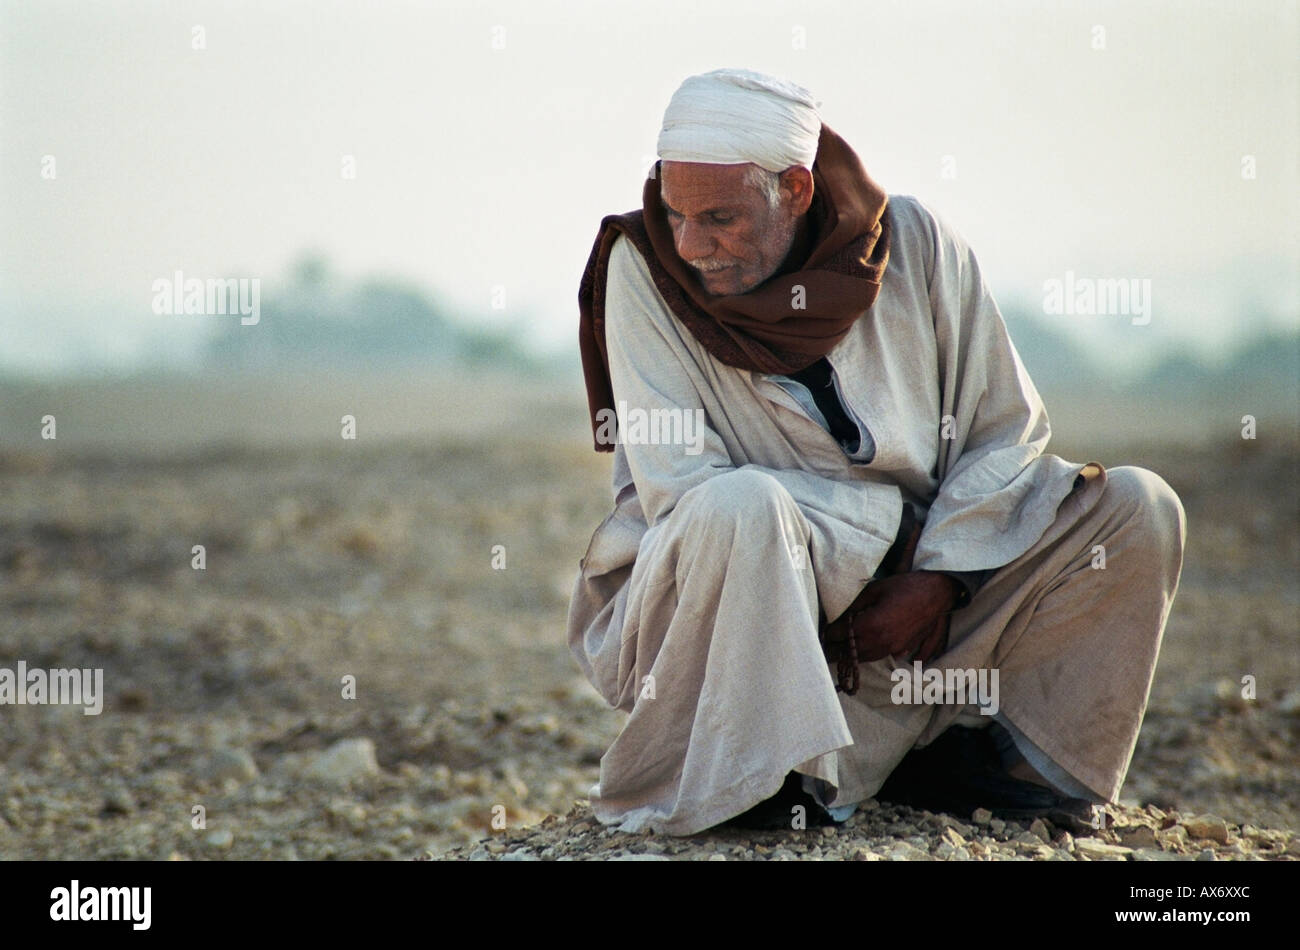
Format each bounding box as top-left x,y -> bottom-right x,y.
722,772 -> 842,831
876,726 -> 1099,830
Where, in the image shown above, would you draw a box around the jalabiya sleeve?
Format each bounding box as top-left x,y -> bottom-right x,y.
908,202 -> 1088,575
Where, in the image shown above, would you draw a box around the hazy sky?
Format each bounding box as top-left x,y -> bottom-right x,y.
2,0 -> 1296,376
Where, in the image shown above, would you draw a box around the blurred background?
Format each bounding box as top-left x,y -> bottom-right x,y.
0,0 -> 1295,859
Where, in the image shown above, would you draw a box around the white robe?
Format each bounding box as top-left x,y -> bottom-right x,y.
567,194 -> 1185,834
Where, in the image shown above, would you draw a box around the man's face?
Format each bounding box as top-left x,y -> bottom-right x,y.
659,161 -> 802,297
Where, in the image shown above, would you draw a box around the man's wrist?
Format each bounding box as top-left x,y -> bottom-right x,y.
933,570 -> 974,609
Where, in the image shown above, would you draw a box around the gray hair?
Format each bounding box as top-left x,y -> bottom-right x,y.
742,164 -> 784,210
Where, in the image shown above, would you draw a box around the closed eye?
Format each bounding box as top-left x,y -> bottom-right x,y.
663,206 -> 734,226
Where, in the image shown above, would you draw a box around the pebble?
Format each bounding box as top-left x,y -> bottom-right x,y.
102,789 -> 134,816
303,739 -> 380,785
202,748 -> 259,785
989,818 -> 1006,835
886,842 -> 932,861
1132,848 -> 1190,862
1277,687 -> 1300,715
205,829 -> 234,850
971,808 -> 993,825
941,827 -> 967,848
929,815 -> 973,836
1181,814 -> 1230,844
611,853 -> 668,861
1197,848 -> 1217,862
1118,826 -> 1159,847
1157,825 -> 1189,849
1073,838 -> 1132,860
1028,819 -> 1051,844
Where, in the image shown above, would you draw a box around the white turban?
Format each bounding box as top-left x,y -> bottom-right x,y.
656,68 -> 822,173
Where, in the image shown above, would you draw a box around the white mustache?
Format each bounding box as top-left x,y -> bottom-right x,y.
689,259 -> 734,272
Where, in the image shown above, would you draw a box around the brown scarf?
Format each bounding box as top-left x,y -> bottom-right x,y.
577,122 -> 891,452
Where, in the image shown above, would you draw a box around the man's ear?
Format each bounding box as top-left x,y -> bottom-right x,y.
780,166 -> 815,217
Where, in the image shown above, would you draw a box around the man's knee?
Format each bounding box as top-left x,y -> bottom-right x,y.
676,468 -> 798,532
669,469 -> 809,568
1098,466 -> 1187,556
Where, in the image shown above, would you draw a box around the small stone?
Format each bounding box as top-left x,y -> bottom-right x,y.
708,853 -> 727,861
500,851 -> 540,861
930,814 -> 973,837
202,748 -> 259,785
1119,825 -> 1159,850
1181,814 -> 1230,844
886,842 -> 933,861
934,841 -> 958,860
1029,819 -> 1051,844
1073,838 -> 1132,861
1197,849 -> 1217,862
989,818 -> 1006,835
1157,825 -> 1189,850
205,829 -> 234,850
1277,687 -> 1300,715
941,827 -> 967,848
1132,848 -> 1190,862
611,853 -> 669,861
851,848 -> 882,861
468,847 -> 491,861
971,808 -> 993,825
102,789 -> 134,815
304,738 -> 380,785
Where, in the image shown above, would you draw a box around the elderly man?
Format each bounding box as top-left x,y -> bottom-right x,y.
568,68 -> 1185,836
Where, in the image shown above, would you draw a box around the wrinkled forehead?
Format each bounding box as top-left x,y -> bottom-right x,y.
659,161 -> 758,211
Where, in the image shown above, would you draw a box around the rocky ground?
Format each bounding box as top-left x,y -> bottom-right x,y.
441,800 -> 1300,862
0,376 -> 1295,861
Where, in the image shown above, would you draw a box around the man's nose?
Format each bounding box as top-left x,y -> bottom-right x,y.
674,219 -> 715,262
